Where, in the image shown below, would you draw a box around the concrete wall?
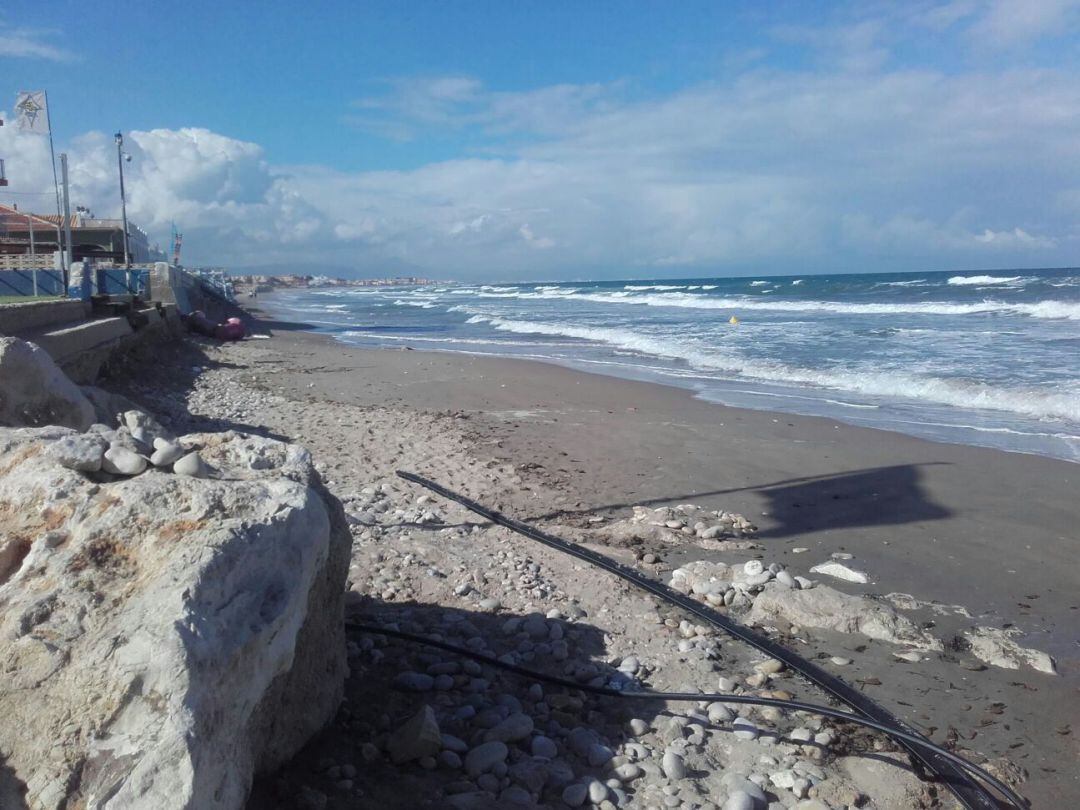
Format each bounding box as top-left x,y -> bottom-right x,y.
0,299 -> 90,335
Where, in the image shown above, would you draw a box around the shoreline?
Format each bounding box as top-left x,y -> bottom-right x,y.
251,289 -> 1080,465
130,304 -> 1077,806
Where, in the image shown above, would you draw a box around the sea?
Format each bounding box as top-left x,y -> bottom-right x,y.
262,269 -> 1080,463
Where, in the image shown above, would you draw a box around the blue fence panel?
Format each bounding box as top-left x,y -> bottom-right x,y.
96,268 -> 149,296
0,268 -> 65,297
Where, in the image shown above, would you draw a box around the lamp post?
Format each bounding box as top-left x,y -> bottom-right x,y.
115,131 -> 131,267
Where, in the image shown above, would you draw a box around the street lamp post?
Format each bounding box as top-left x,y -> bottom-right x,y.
115,132 -> 131,267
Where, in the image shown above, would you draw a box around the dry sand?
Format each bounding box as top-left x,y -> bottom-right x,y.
110,310 -> 1078,808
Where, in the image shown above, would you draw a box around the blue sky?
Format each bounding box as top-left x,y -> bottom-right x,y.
2,1 -> 1080,278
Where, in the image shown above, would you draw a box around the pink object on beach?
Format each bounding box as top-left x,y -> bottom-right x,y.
215,319 -> 246,341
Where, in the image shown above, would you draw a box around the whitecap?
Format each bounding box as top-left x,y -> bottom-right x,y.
947,275 -> 1023,286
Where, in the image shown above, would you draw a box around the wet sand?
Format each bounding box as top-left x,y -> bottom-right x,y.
239,307 -> 1079,806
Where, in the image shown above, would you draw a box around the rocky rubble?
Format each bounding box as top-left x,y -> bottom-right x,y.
597,505 -> 761,552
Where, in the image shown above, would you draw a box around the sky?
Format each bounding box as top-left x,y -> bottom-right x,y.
1,0 -> 1079,280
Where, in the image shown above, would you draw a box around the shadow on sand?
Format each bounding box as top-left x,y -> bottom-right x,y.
529,463 -> 951,540
247,597 -> 922,809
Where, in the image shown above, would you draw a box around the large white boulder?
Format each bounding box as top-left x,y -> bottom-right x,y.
0,427 -> 351,809
0,338 -> 95,431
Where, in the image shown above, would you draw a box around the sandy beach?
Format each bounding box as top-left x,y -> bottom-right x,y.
106,307 -> 1078,809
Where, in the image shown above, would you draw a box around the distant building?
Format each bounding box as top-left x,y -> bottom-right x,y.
0,204 -> 160,263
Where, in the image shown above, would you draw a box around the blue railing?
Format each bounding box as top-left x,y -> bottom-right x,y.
0,268 -> 65,297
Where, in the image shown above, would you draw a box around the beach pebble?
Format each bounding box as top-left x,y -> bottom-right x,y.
484,712 -> 533,743
830,656 -> 852,666
393,671 -> 434,692
562,784 -> 589,807
441,733 -> 468,753
629,718 -> 650,736
755,659 -> 784,675
661,751 -> 686,780
588,743 -> 614,767
707,702 -> 734,723
173,451 -> 206,478
464,741 -> 508,777
732,718 -> 759,740
478,597 -> 501,611
723,791 -> 756,810
721,775 -> 767,805
775,570 -> 797,589
102,446 -> 147,476
531,735 -> 558,758
743,560 -> 764,576
588,779 -> 609,803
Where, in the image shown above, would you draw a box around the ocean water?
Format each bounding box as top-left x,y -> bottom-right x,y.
262,269 -> 1080,462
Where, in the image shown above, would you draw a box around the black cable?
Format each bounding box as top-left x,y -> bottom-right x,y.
395,470 -> 1024,810
348,621 -> 1026,808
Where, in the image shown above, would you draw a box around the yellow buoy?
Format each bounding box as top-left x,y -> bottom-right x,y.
729,315 -> 739,325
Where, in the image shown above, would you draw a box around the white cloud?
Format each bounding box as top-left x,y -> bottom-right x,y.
968,0 -> 1080,48
0,25 -> 73,61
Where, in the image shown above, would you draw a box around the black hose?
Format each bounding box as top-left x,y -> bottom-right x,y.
395,470 -> 1023,810
347,620 -> 1026,808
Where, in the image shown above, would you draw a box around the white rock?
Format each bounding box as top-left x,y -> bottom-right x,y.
48,433 -> 106,472
743,560 -> 764,576
0,338 -> 95,431
0,428 -> 350,809
809,561 -> 870,584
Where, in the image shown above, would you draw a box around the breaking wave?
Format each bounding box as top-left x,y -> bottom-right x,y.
465,314 -> 1080,422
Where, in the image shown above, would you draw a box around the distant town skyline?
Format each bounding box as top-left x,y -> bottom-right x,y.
2,0 -> 1080,279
